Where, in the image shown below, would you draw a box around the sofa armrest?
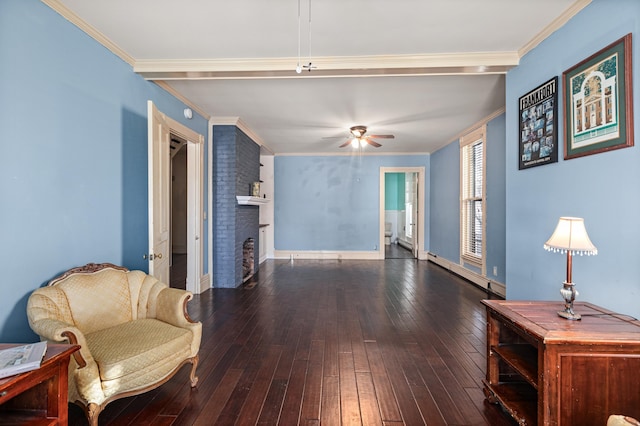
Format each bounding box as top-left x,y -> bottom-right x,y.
156,287 -> 202,357
29,318 -> 95,367
29,317 -> 106,403
156,287 -> 198,327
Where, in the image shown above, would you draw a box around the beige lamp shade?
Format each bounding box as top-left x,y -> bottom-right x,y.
544,217 -> 597,255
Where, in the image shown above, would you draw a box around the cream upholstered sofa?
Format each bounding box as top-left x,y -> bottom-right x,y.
27,263 -> 202,426
609,416 -> 640,426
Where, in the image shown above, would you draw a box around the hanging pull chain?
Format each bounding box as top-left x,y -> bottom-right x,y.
296,0 -> 302,73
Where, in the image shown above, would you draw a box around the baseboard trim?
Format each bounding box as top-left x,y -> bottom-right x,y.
199,273 -> 210,294
274,250 -> 381,260
427,252 -> 505,297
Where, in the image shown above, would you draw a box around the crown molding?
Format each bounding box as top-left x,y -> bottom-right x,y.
153,81 -> 210,120
41,0 -> 588,77
275,151 -> 431,157
41,0 -> 135,66
134,52 -> 519,80
437,107 -> 506,152
210,117 -> 274,155
519,0 -> 592,57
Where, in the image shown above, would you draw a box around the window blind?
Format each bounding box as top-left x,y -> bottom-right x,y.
460,126 -> 485,267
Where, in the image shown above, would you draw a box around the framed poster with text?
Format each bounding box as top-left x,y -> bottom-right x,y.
519,77 -> 558,170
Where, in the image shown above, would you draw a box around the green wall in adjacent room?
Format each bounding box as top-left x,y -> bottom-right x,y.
385,173 -> 405,210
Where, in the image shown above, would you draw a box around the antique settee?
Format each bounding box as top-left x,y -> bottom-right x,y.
27,263 -> 202,426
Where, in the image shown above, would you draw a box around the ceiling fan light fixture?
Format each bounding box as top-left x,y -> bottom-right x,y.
332,125 -> 393,149
350,125 -> 367,138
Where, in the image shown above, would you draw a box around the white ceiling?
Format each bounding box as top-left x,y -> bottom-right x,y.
50,0 -> 589,154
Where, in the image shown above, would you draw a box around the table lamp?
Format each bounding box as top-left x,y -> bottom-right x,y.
543,217 -> 597,320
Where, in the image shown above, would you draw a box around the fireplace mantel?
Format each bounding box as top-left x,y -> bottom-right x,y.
236,196 -> 270,205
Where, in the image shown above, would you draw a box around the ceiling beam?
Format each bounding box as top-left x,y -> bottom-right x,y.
134,52 -> 519,80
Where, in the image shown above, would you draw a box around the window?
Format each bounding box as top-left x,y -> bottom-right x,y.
460,126 -> 486,268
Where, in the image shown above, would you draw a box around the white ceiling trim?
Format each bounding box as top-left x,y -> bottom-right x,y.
41,0 -> 135,66
134,52 -> 519,80
154,81 -> 211,121
438,107 -> 506,153
275,151 -> 431,157
518,0 -> 592,57
41,0 -> 589,78
210,117 -> 274,155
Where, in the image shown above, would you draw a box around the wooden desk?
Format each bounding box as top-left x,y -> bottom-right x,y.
482,300 -> 640,426
0,343 -> 79,425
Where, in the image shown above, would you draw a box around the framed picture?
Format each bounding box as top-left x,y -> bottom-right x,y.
518,77 -> 559,170
563,33 -> 633,160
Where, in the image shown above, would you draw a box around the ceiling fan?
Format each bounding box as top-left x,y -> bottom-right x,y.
336,126 -> 395,148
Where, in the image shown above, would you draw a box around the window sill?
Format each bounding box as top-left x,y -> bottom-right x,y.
461,254 -> 482,268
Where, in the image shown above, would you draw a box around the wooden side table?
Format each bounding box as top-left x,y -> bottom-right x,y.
482,300 -> 640,426
0,343 -> 79,425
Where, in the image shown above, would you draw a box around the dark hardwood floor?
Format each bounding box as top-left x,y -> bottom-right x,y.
68,259 -> 515,425
384,244 -> 415,259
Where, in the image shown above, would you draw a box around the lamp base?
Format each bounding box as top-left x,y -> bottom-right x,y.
558,281 -> 581,320
557,309 -> 581,320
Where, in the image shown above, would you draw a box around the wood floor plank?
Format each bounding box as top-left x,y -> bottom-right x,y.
320,375 -> 341,426
300,339 -> 325,423
191,368 -> 243,426
377,341 -> 426,425
355,372 -> 384,426
364,341 -> 403,423
234,345 -> 283,426
338,352 -> 362,426
276,359 -> 308,425
66,259 -> 515,426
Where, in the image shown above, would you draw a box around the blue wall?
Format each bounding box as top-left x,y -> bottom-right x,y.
506,0 -> 640,318
486,114 -> 506,283
274,155 -> 429,252
429,142 -> 460,263
428,113 -> 506,284
0,0 -> 209,341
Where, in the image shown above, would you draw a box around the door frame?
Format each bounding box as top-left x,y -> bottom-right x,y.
148,102 -> 205,294
379,167 -> 425,260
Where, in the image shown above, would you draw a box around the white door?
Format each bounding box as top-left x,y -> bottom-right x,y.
147,101 -> 171,284
410,173 -> 419,258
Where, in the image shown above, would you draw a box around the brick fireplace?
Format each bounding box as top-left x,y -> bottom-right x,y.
242,238 -> 255,281
212,125 -> 260,288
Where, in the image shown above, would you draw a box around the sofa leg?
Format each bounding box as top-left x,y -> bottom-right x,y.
189,354 -> 199,387
86,402 -> 102,426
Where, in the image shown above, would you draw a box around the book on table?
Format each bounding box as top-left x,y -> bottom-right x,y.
0,342 -> 48,379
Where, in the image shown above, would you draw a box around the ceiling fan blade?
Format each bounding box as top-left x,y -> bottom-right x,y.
367,134 -> 395,139
338,140 -> 352,148
366,139 -> 382,148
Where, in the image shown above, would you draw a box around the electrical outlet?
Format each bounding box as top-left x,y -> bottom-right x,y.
493,266 -> 498,276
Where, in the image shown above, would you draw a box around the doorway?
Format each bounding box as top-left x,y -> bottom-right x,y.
379,167 -> 425,260
147,101 -> 205,294
170,135 -> 188,289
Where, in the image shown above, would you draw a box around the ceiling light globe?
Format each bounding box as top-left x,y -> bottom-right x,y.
351,138 -> 359,148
